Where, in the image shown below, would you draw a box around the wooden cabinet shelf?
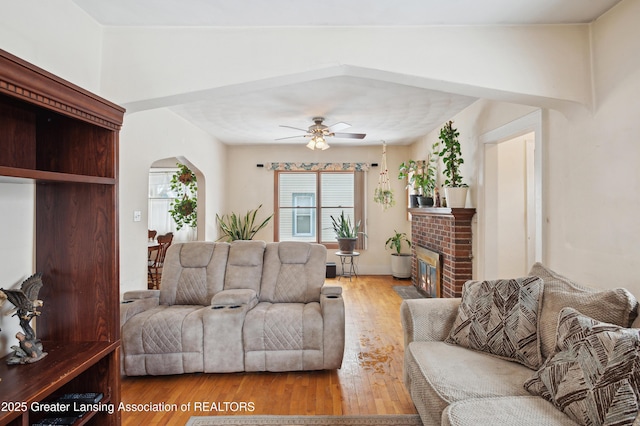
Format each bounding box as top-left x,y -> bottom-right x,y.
0,341 -> 119,425
0,49 -> 124,425
0,166 -> 116,184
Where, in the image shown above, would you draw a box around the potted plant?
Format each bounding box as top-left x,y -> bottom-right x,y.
399,155 -> 437,207
385,230 -> 412,279
169,163 -> 198,231
433,120 -> 468,208
398,160 -> 419,208
415,154 -> 437,207
373,187 -> 395,210
216,204 -> 273,241
329,210 -> 364,254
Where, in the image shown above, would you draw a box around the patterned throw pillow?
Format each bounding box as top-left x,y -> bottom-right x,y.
445,276 -> 544,369
525,308 -> 640,426
529,262 -> 638,360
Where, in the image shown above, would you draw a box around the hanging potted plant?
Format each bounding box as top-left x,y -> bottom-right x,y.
373,142 -> 395,210
329,210 -> 365,254
169,163 -> 198,231
385,230 -> 412,279
433,120 -> 468,208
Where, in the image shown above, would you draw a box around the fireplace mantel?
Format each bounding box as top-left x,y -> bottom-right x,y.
408,207 -> 476,220
409,207 -> 476,298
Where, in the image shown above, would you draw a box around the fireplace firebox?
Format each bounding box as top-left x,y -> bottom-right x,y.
416,246 -> 441,298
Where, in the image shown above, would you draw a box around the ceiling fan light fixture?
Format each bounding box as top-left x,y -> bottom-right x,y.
306,134 -> 330,150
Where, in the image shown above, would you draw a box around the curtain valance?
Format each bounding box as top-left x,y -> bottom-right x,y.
265,162 -> 369,172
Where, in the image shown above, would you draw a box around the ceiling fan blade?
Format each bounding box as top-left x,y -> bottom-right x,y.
326,122 -> 351,132
275,134 -> 308,140
279,125 -> 310,132
332,132 -> 366,139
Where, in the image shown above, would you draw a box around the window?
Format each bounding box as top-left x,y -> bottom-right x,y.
275,171 -> 365,248
292,193 -> 315,237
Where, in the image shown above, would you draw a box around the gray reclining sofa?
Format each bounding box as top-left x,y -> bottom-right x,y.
120,240 -> 345,376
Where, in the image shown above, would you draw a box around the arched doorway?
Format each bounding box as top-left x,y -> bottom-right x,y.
148,156 -> 205,242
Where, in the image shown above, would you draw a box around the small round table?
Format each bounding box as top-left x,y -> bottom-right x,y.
335,251 -> 360,281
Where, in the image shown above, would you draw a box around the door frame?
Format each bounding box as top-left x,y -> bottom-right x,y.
477,110 -> 543,278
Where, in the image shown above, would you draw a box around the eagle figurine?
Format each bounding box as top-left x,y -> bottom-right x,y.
1,273 -> 47,364
2,273 -> 44,322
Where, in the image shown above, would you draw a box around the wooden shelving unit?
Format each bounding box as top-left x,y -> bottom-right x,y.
0,49 -> 124,426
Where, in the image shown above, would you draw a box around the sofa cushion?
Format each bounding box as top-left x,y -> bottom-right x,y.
442,396 -> 579,426
243,301 -> 324,371
260,242 -> 327,303
224,240 -> 266,292
405,341 -> 533,425
160,242 -> 229,306
529,263 -> 638,359
525,308 -> 640,426
445,276 -> 544,369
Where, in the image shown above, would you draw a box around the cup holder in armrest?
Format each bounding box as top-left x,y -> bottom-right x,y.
325,295 -> 340,299
212,304 -> 243,310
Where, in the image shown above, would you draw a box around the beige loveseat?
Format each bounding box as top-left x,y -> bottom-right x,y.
120,240 -> 345,376
402,263 -> 640,426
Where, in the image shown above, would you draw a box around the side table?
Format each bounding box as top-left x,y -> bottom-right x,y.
335,251 -> 360,281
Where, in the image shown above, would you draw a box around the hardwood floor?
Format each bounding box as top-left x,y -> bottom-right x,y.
120,275 -> 418,425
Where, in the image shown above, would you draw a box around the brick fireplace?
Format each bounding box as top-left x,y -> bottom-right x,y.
410,207 -> 476,298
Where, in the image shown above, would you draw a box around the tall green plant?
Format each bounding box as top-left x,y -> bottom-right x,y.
329,210 -> 362,239
169,163 -> 197,230
216,204 -> 273,241
434,120 -> 466,187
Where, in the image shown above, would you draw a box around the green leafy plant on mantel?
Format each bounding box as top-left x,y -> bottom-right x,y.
433,120 -> 467,188
216,204 -> 273,241
385,230 -> 411,254
398,155 -> 437,197
169,163 -> 197,230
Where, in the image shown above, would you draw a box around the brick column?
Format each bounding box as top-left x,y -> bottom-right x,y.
410,208 -> 475,298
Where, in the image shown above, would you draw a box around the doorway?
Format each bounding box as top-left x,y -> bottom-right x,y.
478,110 -> 542,279
148,156 -> 204,243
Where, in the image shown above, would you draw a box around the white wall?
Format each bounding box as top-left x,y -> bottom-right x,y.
542,0 -> 640,295
1,0 -> 639,305
99,24 -> 591,114
0,0 -> 103,93
226,144 -> 412,275
0,184 -> 35,355
118,109 -> 227,296
406,0 -> 640,298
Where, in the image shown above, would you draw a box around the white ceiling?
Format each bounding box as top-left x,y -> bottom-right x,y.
72,0 -> 621,146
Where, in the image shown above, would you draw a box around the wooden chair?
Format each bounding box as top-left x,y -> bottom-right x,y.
148,229 -> 157,240
148,232 -> 173,289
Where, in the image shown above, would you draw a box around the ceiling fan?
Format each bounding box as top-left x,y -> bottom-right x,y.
276,117 -> 366,150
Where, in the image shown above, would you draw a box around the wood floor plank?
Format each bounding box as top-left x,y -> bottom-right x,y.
120,275 -> 418,425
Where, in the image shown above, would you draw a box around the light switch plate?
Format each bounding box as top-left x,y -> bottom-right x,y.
133,210 -> 142,222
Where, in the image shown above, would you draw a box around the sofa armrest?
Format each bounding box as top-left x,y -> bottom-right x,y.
211,289 -> 259,310
321,290 -> 345,369
321,285 -> 342,296
401,298 -> 461,346
123,289 -> 160,300
120,291 -> 160,328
